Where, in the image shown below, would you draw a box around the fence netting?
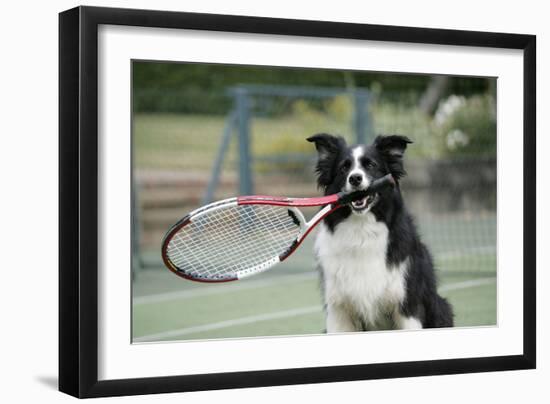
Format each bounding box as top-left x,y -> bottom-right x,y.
133,83 -> 496,278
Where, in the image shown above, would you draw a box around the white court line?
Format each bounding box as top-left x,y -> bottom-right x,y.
133,272 -> 317,306
439,277 -> 496,293
134,277 -> 496,342
133,306 -> 320,343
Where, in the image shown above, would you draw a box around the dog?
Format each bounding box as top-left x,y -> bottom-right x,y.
307,133 -> 453,332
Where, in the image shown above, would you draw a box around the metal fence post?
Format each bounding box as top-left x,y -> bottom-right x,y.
353,89 -> 370,145
235,87 -> 253,195
202,110 -> 238,204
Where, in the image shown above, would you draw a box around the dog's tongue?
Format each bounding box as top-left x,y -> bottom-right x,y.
352,197 -> 367,209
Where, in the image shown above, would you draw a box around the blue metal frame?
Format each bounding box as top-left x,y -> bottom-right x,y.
203,84 -> 372,203
353,89 -> 370,145
235,88 -> 253,196
202,110 -> 238,204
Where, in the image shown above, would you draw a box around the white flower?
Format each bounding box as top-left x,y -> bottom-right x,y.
446,129 -> 470,150
434,95 -> 466,126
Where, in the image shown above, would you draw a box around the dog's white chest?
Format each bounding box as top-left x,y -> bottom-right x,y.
314,213 -> 407,327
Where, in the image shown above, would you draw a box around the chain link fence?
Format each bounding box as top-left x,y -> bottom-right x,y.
133,79 -> 496,279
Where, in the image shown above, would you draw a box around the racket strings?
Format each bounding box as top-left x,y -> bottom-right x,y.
166,204 -> 301,279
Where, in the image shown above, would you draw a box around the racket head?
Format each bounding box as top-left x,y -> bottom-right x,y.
161,198 -> 306,282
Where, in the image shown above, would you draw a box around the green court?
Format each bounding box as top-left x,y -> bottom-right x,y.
132,223 -> 497,343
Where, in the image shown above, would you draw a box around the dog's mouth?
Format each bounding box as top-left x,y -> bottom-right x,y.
350,193 -> 378,213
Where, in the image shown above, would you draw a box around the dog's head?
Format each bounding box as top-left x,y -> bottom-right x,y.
307,133 -> 412,215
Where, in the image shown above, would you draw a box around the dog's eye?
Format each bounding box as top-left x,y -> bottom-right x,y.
340,161 -> 351,172
362,158 -> 376,169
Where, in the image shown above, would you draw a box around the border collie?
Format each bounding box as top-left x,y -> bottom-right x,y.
307,133 -> 453,332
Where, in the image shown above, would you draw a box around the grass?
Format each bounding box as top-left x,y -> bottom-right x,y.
133,112 -> 356,174
134,114 -> 229,171
133,108 -> 446,172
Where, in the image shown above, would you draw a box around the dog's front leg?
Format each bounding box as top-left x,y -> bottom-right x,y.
326,304 -> 358,333
393,310 -> 423,330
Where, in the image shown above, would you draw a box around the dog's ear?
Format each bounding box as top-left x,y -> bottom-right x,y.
374,135 -> 413,180
307,133 -> 346,189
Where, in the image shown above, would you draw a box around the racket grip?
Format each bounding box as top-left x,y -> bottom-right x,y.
337,174 -> 396,205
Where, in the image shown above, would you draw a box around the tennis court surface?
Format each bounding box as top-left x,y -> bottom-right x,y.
132,214 -> 496,343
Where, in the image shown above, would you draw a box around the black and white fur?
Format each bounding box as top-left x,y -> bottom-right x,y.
307,133 -> 453,332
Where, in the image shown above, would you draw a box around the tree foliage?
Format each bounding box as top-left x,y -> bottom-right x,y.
133,62 -> 491,114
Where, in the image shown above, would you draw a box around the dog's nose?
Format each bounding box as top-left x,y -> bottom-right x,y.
348,174 -> 363,187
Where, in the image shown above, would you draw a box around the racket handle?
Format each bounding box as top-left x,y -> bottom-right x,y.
337,174 -> 396,205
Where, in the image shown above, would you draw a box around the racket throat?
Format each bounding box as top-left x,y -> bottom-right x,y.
280,203 -> 338,262
279,239 -> 300,261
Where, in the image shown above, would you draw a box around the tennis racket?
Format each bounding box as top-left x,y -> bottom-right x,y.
161,174 -> 395,282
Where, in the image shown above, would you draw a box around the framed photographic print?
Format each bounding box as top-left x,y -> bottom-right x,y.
59,6 -> 536,398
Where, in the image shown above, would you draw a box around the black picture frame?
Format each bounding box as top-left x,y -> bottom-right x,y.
59,5 -> 536,398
